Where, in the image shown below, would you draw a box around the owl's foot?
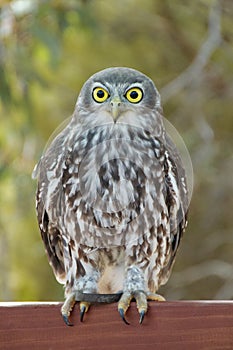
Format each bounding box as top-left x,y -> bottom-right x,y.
118,290 -> 165,325
61,293 -> 91,325
61,292 -> 76,326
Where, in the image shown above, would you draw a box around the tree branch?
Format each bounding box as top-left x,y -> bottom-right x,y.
161,0 -> 222,102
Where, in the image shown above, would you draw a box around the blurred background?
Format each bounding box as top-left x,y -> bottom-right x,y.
0,0 -> 232,302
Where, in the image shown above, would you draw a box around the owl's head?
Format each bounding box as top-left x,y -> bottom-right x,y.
75,67 -> 163,133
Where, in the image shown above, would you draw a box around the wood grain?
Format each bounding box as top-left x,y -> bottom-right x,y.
0,301 -> 233,350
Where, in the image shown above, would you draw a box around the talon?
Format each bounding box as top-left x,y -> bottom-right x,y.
80,305 -> 86,322
62,314 -> 73,327
118,291 -> 132,325
79,301 -> 90,322
118,308 -> 130,325
139,310 -> 145,324
134,290 -> 148,323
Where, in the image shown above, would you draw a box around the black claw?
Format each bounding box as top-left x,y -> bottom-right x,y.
80,305 -> 86,322
139,310 -> 145,324
118,308 -> 130,325
62,314 -> 73,326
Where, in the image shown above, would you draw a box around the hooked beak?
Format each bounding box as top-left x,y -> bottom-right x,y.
110,96 -> 121,121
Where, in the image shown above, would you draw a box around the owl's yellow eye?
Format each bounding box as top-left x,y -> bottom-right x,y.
125,87 -> 143,103
93,87 -> 109,103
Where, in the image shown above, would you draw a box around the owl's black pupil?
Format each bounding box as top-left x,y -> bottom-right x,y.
130,91 -> 138,99
97,90 -> 105,98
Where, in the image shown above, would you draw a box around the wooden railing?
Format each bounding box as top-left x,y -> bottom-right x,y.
0,301 -> 233,349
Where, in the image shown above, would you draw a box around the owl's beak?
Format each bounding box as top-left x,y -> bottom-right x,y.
110,96 -> 121,121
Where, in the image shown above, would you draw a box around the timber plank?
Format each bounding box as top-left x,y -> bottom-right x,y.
0,301 -> 233,350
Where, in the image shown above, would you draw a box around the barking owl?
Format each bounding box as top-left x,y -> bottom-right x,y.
33,67 -> 189,325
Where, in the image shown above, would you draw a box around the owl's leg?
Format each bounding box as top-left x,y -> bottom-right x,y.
75,270 -> 100,323
118,266 -> 165,324
61,270 -> 100,326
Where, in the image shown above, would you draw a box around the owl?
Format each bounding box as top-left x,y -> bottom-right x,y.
33,67 -> 189,326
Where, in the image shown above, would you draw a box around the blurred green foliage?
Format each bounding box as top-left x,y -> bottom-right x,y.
0,0 -> 232,302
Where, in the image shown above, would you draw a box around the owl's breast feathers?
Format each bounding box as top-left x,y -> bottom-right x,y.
36,123 -> 188,283
62,126 -> 166,229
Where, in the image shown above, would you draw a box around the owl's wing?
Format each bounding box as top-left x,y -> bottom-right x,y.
34,122 -> 75,284
160,133 -> 189,282
36,199 -> 66,283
